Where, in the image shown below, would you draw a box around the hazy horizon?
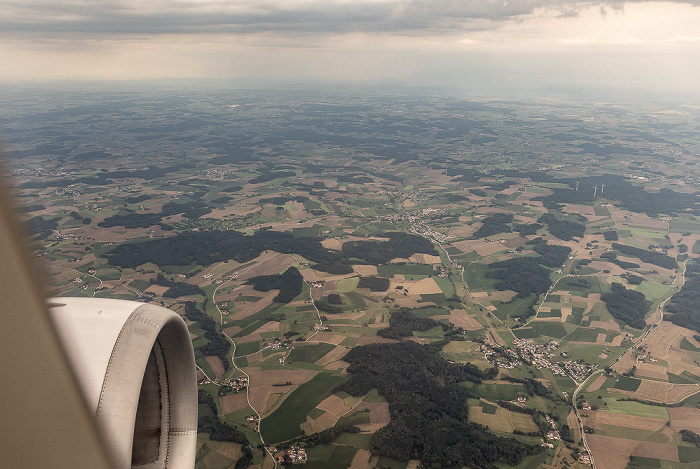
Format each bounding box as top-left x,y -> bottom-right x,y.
0,1 -> 698,102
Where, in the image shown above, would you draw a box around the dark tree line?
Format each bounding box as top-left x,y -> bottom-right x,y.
342,232 -> 438,264
486,242 -> 571,298
612,242 -> 678,270
377,308 -> 439,340
514,223 -> 542,236
533,174 -> 700,216
335,341 -> 539,468
152,273 -> 205,298
471,213 -> 513,239
665,262 -> 700,333
681,429 -> 700,447
537,214 -> 585,241
106,229 -> 437,276
357,276 -> 390,292
246,266 -> 303,303
185,302 -> 230,370
600,283 -> 652,329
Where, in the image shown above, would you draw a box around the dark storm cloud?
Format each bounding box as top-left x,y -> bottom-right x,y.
0,0 -> 696,39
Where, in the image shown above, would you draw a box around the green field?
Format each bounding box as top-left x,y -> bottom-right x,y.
615,376 -> 642,392
378,263 -> 435,277
604,400 -> 669,420
260,372 -> 347,443
493,295 -> 537,321
235,341 -> 261,356
304,444 -> 357,469
469,383 -> 524,401
531,322 -> 571,339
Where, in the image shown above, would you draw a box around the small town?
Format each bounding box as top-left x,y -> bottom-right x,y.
482,339 -> 598,382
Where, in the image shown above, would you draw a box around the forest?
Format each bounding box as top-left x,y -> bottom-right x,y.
105,229 -> 439,276
600,283 -> 652,329
341,232 -> 438,264
612,243 -> 678,270
471,213 -> 513,239
336,341 -> 540,468
376,307 -> 439,340
486,258 -> 553,298
246,267 -> 304,303
184,302 -> 230,369
152,273 -> 205,298
665,262 -> 700,333
537,214 -> 585,241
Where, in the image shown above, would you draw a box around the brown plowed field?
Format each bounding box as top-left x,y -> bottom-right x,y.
586,434 -> 637,469
631,442 -> 679,461
586,375 -> 608,393
349,450 -> 372,469
245,368 -> 314,414
220,393 -> 249,414
205,355 -> 225,379
449,310 -> 483,330
669,406 -> 700,432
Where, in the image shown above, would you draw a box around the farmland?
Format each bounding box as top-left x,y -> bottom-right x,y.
8,85 -> 700,468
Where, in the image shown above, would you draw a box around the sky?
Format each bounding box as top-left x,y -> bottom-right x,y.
0,0 -> 699,98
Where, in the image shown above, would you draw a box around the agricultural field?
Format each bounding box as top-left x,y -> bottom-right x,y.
7,86 -> 700,468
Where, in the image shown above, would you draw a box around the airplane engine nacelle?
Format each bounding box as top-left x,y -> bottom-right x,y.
48,298 -> 197,469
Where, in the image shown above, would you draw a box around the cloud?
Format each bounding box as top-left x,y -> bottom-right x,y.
0,0 -> 694,39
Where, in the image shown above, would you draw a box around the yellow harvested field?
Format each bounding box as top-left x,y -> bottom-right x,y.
321,238 -> 343,250
406,278 -> 443,295
469,406 -> 513,433
236,324 -> 275,344
628,366 -> 666,385
315,346 -> 347,366
223,325 -> 242,336
590,320 -> 620,331
615,321 -> 700,378
231,290 -> 277,321
309,332 -> 346,345
592,410 -> 667,431
205,355 -> 225,380
302,411 -> 339,435
301,268 -> 356,283
586,293 -> 601,313
246,368 -> 314,414
349,450 -> 372,469
145,284 -> 169,296
453,239 -> 506,256
408,253 -> 441,264
449,310 -> 483,330
586,375 -> 608,393
387,257 -> 411,263
324,360 -> 350,373
317,395 -> 349,415
220,393 -> 249,414
235,251 -> 297,280
610,380 -> 700,405
357,335 -> 399,346
352,264 -> 378,276
509,412 -> 539,433
668,385 -> 700,402
669,406 -> 700,432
